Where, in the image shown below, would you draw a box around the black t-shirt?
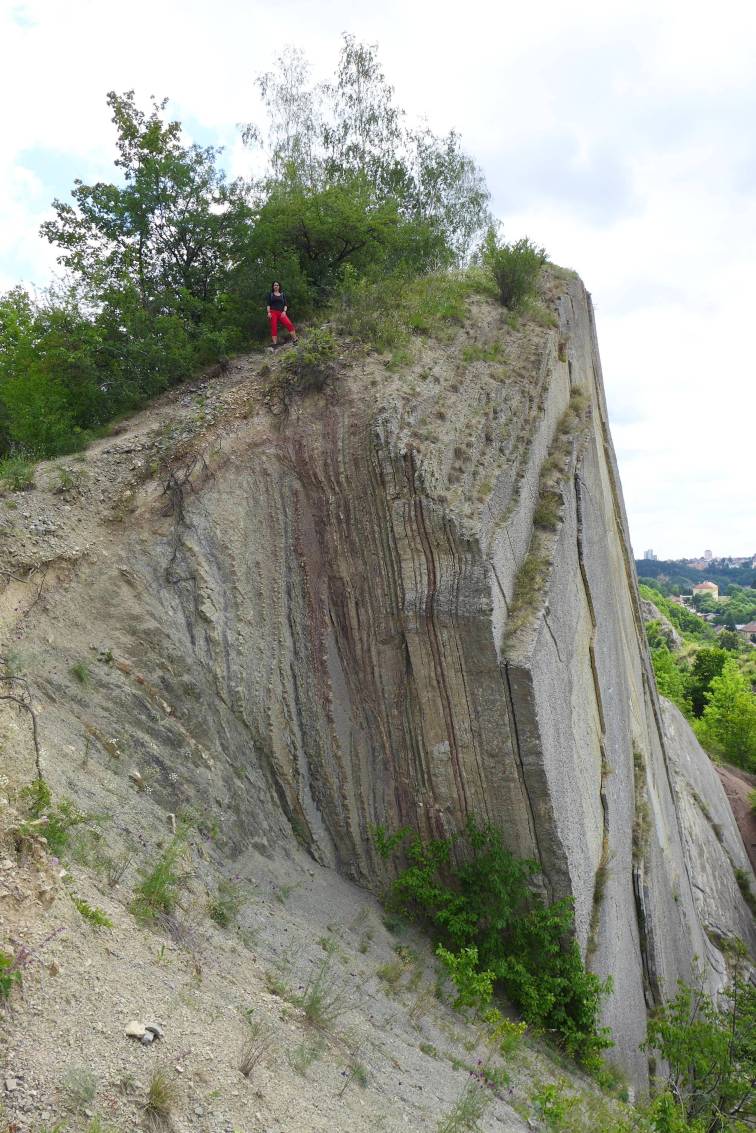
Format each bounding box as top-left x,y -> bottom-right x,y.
268,290 -> 287,311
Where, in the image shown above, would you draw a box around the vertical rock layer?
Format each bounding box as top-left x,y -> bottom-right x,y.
3,275 -> 753,1089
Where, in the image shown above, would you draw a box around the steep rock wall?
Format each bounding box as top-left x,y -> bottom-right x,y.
1,277 -> 753,1090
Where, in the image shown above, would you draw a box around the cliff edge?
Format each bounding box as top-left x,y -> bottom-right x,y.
1,271 -> 753,1108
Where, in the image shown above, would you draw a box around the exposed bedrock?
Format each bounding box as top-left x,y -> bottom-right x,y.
5,278 -> 753,1090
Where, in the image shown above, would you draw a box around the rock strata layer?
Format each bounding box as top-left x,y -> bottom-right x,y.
1,276 -> 753,1090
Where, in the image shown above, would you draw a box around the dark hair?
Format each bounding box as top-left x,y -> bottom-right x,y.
271,281 -> 281,290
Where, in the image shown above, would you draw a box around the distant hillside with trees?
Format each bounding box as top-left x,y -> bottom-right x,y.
641,583 -> 756,772
636,558 -> 755,594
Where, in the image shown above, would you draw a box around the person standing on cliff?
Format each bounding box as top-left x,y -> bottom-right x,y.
266,281 -> 298,349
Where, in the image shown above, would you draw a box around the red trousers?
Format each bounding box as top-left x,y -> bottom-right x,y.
269,310 -> 295,336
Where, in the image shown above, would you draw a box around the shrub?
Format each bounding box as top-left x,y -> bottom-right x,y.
481,1006 -> 526,1055
436,944 -> 494,1010
130,838 -> 185,924
482,230 -> 547,310
384,820 -> 611,1066
71,896 -> 113,928
651,646 -> 691,715
696,658 -> 756,771
20,778 -> 91,856
61,1065 -> 99,1112
688,648 -> 728,717
284,328 -> 337,390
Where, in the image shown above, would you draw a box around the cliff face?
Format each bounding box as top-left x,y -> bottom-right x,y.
1,274 -> 753,1090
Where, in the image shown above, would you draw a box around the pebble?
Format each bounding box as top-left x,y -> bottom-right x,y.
145,1023 -> 164,1039
5,1076 -> 19,1092
140,1032 -> 154,1045
125,1020 -> 146,1039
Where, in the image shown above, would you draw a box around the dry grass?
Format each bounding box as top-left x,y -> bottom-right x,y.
144,1067 -> 178,1129
294,958 -> 348,1030
239,1018 -> 273,1078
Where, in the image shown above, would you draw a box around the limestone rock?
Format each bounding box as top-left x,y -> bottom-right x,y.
2,279 -> 752,1094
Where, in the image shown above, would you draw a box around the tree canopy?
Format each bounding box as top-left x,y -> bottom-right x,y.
0,37 -> 491,461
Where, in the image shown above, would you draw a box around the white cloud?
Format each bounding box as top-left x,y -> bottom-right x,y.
1,0 -> 754,556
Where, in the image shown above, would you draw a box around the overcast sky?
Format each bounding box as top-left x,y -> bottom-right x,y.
2,0 -> 754,558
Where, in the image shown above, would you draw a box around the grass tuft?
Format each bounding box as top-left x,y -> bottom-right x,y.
70,660 -> 91,686
239,1017 -> 273,1078
144,1067 -> 178,1128
437,1076 -> 492,1132
294,958 -> 347,1031
0,454 -> 35,491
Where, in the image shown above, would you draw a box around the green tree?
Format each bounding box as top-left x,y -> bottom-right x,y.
693,593 -> 718,615
718,630 -> 744,652
697,658 -> 756,771
713,586 -> 756,627
644,962 -> 756,1132
688,648 -> 728,717
41,90 -> 252,319
652,647 -> 690,714
0,285 -> 96,455
244,35 -> 491,285
2,41 -> 494,460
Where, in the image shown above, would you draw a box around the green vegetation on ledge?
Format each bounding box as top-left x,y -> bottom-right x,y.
377,819 -> 612,1068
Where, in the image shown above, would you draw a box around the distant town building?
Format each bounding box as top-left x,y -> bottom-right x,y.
643,549 -> 657,560
738,621 -> 756,642
704,549 -> 712,561
692,581 -> 719,601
